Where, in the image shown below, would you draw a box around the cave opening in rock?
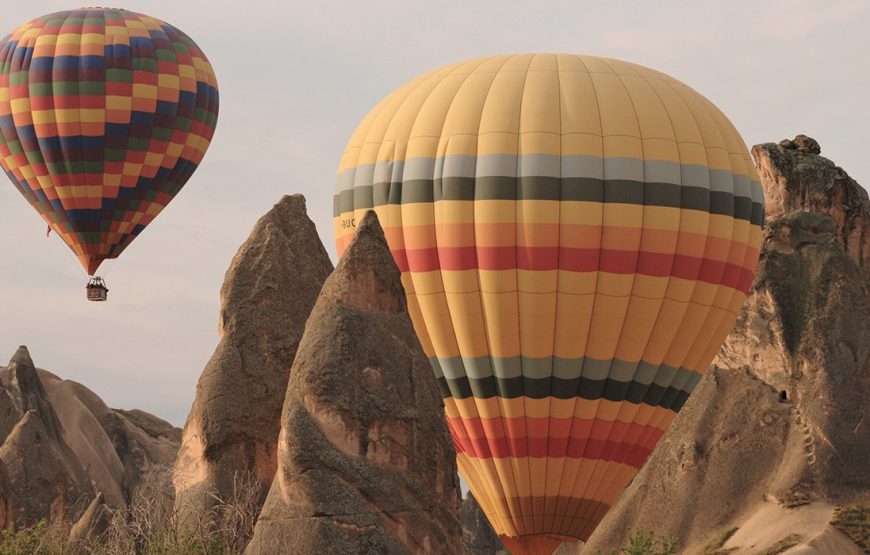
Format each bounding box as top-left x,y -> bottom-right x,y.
780,390 -> 788,402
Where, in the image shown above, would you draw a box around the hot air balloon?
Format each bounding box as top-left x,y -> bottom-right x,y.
0,8 -> 218,300
334,54 -> 763,553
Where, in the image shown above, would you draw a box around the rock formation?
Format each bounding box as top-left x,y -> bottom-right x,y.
461,494 -> 506,555
580,136 -> 870,554
173,194 -> 334,525
0,346 -> 181,529
0,459 -> 10,530
245,211 -> 463,554
0,409 -> 80,526
755,135 -> 870,270
68,492 -> 110,546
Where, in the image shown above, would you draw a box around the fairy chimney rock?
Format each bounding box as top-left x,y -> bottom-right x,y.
173,194 -> 334,521
245,211 -> 463,554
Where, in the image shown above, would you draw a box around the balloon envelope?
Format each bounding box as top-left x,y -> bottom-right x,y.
334,54 -> 764,552
0,8 -> 219,275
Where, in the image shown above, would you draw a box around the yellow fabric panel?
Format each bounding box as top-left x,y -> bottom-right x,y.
478,269 -> 518,293
642,138 -> 681,164
439,70 -> 499,142
475,199 -> 522,224
596,273 -> 636,297
402,270 -> 440,295
518,291 -> 558,358
434,200 -> 472,244
556,63 -> 602,140
440,270 -> 478,294
405,65 -> 480,160
614,296 -> 666,361
553,292 -> 595,359
618,73 -> 676,142
481,290 -> 520,358
592,71 -> 641,139
399,202 -> 435,225
444,290 -> 489,358
517,199 -> 561,227
520,61 -> 561,154
477,58 -> 529,156
556,271 -> 600,296
585,295 -> 632,360
603,135 -> 644,159
405,293 -> 435,356
561,133 -> 604,158
458,452 -> 518,535
415,291 -> 461,359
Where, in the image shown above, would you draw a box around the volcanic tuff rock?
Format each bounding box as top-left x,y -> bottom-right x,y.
754,135 -> 870,270
0,346 -> 180,529
581,137 -> 870,554
245,211 -> 463,554
173,194 -> 334,524
0,459 -> 10,530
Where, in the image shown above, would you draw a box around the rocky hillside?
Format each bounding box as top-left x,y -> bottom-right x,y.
580,136 -> 870,554
0,345 -> 180,530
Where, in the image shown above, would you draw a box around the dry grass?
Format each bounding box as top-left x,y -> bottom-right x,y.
757,533 -> 802,555
703,526 -> 739,554
779,490 -> 811,509
831,504 -> 870,551
0,465 -> 263,555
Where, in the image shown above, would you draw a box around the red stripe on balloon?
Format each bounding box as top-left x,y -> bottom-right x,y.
447,416 -> 664,468
397,246 -> 756,292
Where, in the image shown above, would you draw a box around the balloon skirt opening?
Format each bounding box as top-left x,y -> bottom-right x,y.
500,533 -> 575,555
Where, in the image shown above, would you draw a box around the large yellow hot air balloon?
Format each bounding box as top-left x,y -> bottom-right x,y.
333,54 -> 763,554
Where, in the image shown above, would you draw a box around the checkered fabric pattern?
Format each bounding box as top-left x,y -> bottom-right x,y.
0,8 -> 219,275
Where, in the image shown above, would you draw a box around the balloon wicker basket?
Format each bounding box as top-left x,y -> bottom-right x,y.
86,277 -> 108,302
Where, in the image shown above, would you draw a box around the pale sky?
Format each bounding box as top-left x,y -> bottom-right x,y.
1,0 -> 868,426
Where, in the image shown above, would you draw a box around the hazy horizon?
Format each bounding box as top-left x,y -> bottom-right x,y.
1,0 -> 868,426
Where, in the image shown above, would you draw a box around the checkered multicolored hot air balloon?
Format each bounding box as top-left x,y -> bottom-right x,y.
0,8 -> 218,276
334,54 -> 764,554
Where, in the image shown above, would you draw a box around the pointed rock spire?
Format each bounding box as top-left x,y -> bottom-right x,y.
2,346 -> 51,419
246,210 -> 463,554
173,194 -> 334,524
0,411 -> 77,525
320,210 -> 406,314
